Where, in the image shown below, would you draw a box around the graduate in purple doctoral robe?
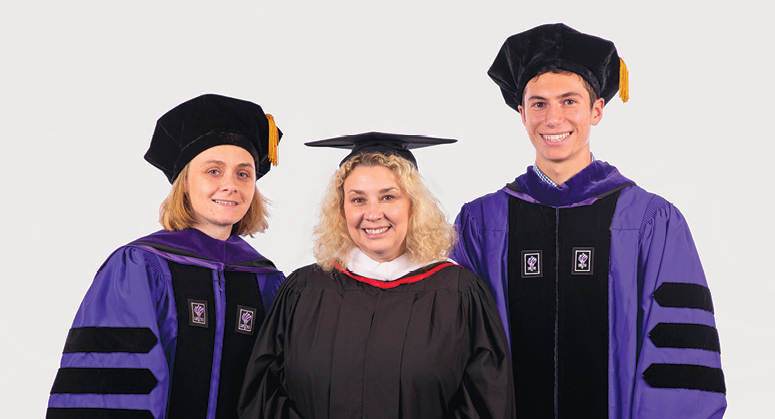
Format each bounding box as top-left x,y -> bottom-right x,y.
451,24 -> 726,418
47,94 -> 286,419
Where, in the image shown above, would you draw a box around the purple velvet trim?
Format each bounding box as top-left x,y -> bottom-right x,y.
130,244 -> 279,276
130,245 -> 223,270
499,188 -> 542,205
133,229 -> 275,269
504,161 -> 635,208
501,187 -> 601,208
209,270 -> 226,419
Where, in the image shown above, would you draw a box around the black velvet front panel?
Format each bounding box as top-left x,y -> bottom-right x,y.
216,270 -> 265,419
556,193 -> 617,417
508,192 -> 620,417
167,262 -> 216,419
508,197 -> 558,417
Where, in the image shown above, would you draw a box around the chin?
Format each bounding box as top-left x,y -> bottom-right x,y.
213,219 -> 241,229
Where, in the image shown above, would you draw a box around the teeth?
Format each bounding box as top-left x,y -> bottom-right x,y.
543,133 -> 570,142
214,200 -> 237,206
364,227 -> 389,235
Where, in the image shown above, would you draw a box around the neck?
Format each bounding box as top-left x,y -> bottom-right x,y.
536,154 -> 592,186
193,225 -> 232,241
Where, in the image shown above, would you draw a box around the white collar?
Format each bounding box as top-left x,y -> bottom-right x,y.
346,247 -> 425,281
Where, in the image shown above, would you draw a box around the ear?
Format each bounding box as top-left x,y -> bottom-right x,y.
591,98 -> 604,126
518,105 -> 528,127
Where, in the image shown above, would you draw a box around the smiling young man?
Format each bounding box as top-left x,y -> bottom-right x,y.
521,70 -> 603,185
451,24 -> 727,418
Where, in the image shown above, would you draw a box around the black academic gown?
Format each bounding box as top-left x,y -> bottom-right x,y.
238,261 -> 515,419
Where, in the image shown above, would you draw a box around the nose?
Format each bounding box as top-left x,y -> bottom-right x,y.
364,201 -> 383,222
220,177 -> 238,193
545,103 -> 563,126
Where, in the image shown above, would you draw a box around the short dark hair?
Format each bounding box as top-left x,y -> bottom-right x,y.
527,67 -> 598,108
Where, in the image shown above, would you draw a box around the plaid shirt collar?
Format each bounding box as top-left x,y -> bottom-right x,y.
533,153 -> 596,188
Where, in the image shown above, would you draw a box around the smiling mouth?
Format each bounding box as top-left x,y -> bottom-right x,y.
542,132 -> 570,142
213,200 -> 237,206
364,227 -> 390,235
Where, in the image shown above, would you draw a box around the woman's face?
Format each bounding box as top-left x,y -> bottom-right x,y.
185,145 -> 256,240
343,164 -> 411,263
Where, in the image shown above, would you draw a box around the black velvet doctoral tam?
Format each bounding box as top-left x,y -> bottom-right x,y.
145,93 -> 282,183
488,23 -> 623,110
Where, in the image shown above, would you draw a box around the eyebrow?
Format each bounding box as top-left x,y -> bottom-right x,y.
347,187 -> 400,195
526,92 -> 583,102
199,160 -> 255,170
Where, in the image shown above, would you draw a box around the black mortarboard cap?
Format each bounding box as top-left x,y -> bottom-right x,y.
488,23 -> 629,111
145,93 -> 282,183
305,132 -> 456,170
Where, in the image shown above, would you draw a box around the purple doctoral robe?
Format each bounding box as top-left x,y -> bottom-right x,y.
47,229 -> 285,419
451,161 -> 726,418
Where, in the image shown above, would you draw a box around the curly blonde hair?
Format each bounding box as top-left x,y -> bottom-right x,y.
313,152 -> 456,270
159,164 -> 270,237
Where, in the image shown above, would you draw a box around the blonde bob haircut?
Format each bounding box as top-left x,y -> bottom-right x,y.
159,164 -> 270,237
313,152 -> 456,271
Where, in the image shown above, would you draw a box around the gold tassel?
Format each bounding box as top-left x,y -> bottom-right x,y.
266,114 -> 279,166
619,57 -> 629,103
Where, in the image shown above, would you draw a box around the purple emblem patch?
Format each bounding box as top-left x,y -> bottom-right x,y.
236,305 -> 257,335
521,250 -> 543,278
572,247 -> 594,275
188,299 -> 209,327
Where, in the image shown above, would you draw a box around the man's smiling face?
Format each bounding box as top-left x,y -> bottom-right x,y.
518,71 -> 604,175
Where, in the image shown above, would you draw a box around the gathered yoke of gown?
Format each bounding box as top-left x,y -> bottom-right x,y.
238,248 -> 515,419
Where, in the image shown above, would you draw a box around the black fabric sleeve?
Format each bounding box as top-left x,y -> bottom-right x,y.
454,270 -> 516,418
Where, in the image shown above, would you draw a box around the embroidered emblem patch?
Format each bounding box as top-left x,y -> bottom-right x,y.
521,250 -> 543,278
236,305 -> 257,335
572,247 -> 594,275
188,299 -> 208,327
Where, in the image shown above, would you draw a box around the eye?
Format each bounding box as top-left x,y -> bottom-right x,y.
382,195 -> 395,201
351,197 -> 364,204
207,169 -> 221,175
531,101 -> 546,108
564,99 -> 577,105
238,171 -> 253,179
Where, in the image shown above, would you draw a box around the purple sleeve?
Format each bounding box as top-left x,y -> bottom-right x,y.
451,202 -> 485,276
630,202 -> 727,418
259,271 -> 286,315
47,247 -> 175,419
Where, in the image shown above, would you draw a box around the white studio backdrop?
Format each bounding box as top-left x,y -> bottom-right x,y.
1,1 -> 771,417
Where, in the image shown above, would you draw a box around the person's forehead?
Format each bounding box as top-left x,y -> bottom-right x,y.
525,72 -> 588,96
347,164 -> 398,181
531,71 -> 585,86
191,144 -> 256,165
